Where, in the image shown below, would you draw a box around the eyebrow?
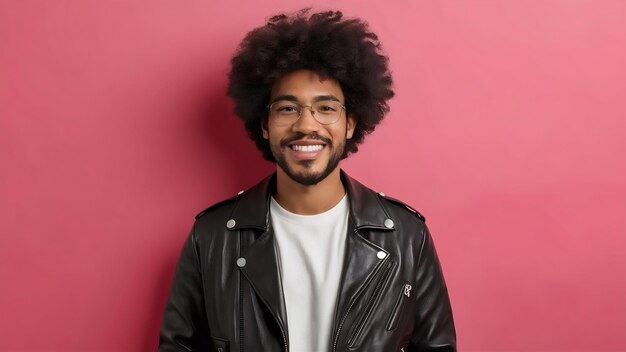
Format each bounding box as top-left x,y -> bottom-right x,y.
270,94 -> 341,104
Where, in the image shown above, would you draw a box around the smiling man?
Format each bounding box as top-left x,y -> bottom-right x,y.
159,9 -> 456,352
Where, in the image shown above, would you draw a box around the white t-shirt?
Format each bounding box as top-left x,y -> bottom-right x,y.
270,195 -> 349,352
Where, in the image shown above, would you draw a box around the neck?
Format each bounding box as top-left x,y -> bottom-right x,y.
274,167 -> 345,215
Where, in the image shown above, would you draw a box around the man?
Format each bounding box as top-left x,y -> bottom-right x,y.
159,9 -> 456,352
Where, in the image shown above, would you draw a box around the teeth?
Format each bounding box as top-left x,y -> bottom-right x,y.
291,144 -> 324,152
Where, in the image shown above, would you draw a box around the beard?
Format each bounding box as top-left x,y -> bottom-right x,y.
272,133 -> 345,186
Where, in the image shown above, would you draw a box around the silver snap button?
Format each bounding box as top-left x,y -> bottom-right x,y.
226,219 -> 236,229
236,258 -> 246,267
237,190 -> 244,195
384,219 -> 394,229
378,192 -> 385,196
377,251 -> 387,259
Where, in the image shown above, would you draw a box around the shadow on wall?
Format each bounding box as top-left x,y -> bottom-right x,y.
198,79 -> 274,189
143,64 -> 274,350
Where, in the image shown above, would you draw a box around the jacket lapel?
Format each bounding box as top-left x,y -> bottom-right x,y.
341,170 -> 394,231
329,170 -> 396,345
228,174 -> 289,343
237,227 -> 289,341
332,222 -> 389,329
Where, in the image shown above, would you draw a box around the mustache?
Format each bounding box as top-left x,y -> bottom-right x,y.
280,133 -> 332,148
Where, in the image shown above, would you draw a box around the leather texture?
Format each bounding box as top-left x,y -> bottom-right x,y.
159,170 -> 456,351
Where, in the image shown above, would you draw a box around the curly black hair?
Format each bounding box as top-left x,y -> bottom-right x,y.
227,9 -> 394,161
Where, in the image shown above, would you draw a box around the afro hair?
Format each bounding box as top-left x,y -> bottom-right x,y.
227,9 -> 394,161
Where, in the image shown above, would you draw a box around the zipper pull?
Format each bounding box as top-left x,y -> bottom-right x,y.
403,283 -> 412,298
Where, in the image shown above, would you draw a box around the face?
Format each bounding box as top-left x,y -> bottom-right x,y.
263,69 -> 356,186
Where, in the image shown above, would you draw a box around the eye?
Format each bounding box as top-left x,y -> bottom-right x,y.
274,104 -> 299,113
317,104 -> 338,113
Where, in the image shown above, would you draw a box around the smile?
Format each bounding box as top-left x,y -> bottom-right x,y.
289,144 -> 325,152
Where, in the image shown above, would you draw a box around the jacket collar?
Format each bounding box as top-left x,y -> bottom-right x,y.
228,169 -> 394,231
233,169 -> 395,347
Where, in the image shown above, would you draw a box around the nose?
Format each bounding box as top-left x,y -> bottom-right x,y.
292,106 -> 320,134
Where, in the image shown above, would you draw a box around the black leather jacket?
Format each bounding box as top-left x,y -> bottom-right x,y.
159,171 -> 456,351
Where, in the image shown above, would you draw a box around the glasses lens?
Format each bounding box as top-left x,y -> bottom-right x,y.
270,102 -> 300,124
271,102 -> 299,115
312,101 -> 343,124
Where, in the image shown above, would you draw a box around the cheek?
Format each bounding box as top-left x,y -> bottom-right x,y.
266,125 -> 286,146
336,123 -> 353,140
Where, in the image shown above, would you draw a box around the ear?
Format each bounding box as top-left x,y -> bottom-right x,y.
346,113 -> 356,139
262,118 -> 269,139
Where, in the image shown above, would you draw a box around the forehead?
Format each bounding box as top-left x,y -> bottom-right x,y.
270,69 -> 344,101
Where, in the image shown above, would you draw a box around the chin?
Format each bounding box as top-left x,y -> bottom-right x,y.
277,159 -> 334,185
286,165 -> 329,186
273,144 -> 344,186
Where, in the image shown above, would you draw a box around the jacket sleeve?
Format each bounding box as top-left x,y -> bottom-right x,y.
158,224 -> 213,352
409,225 -> 456,351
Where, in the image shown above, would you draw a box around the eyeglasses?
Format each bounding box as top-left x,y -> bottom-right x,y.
267,101 -> 346,125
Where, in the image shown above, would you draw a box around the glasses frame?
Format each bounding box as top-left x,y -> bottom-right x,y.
266,101 -> 347,125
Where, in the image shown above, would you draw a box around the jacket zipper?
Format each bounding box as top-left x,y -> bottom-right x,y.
240,273 -> 289,352
273,309 -> 288,352
345,258 -> 393,347
280,323 -> 288,352
239,232 -> 244,352
332,285 -> 360,352
385,282 -> 412,331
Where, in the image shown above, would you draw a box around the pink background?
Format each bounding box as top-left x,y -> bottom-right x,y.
1,1 -> 625,351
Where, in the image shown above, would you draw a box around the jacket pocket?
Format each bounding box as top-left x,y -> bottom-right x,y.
211,336 -> 229,352
385,281 -> 413,331
346,259 -> 394,347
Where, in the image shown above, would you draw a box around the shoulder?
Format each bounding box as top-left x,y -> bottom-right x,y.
192,172 -> 274,226
341,169 -> 427,225
194,191 -> 243,221
376,191 -> 426,224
